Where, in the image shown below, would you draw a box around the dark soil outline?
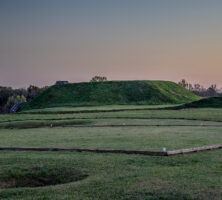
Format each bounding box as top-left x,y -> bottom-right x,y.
1,123 -> 222,130
62,124 -> 222,128
19,103 -> 222,115
0,145 -> 221,156
0,117 -> 222,125
18,106 -> 176,115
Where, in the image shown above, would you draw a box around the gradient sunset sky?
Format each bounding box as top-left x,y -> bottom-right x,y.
1,0 -> 222,88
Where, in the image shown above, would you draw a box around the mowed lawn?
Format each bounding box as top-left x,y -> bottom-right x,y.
0,126 -> 222,151
0,106 -> 221,200
1,108 -> 222,123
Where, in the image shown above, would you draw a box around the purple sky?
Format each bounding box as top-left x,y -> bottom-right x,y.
1,0 -> 222,88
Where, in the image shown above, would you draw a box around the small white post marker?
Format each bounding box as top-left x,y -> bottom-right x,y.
162,147 -> 167,152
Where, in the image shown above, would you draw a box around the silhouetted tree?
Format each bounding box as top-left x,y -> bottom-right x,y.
194,84 -> 201,91
206,84 -> 217,97
178,79 -> 188,89
27,85 -> 41,101
188,83 -> 193,91
90,76 -> 107,82
0,87 -> 13,112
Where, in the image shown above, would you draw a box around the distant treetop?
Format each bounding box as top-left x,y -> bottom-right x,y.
90,76 -> 107,82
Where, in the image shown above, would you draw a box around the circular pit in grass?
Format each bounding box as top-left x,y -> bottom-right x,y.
0,165 -> 88,188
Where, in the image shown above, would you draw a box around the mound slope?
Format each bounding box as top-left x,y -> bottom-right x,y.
21,80 -> 200,111
172,97 -> 222,109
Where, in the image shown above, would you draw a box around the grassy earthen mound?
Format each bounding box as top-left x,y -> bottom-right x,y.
21,80 -> 200,111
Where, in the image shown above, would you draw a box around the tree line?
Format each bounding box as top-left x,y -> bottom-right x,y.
0,85 -> 48,113
178,79 -> 222,97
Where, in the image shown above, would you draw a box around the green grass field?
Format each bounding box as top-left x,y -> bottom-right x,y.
0,106 -> 221,199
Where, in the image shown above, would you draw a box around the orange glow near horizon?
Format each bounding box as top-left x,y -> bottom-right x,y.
1,0 -> 222,88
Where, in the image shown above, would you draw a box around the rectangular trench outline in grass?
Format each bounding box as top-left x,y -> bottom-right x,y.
0,144 -> 221,156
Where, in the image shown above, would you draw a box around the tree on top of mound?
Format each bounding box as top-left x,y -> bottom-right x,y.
90,76 -> 107,82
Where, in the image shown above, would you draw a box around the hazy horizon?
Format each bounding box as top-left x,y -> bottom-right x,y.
1,0 -> 222,88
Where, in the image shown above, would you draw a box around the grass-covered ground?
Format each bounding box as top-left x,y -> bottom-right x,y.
0,105 -> 221,199
2,108 -> 222,124
0,126 -> 221,151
